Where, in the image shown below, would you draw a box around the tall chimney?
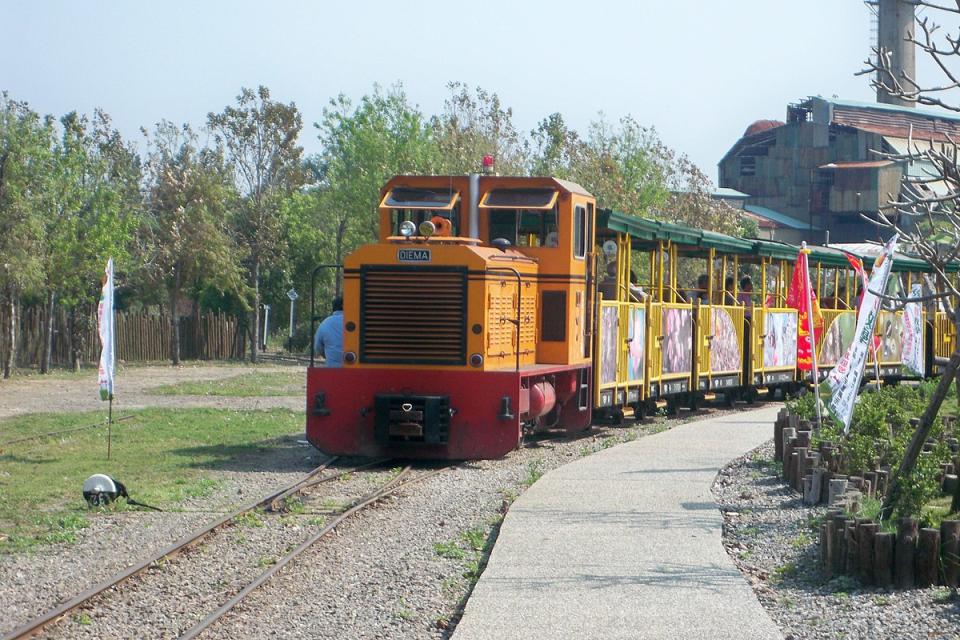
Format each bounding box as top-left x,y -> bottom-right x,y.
877,0 -> 916,108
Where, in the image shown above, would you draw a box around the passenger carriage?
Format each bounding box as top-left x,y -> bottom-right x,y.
307,172 -> 960,460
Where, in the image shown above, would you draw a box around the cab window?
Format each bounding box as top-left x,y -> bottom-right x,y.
574,205 -> 586,258
382,187 -> 460,236
489,208 -> 558,247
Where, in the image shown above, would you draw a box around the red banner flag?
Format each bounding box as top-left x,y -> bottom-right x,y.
787,250 -> 823,371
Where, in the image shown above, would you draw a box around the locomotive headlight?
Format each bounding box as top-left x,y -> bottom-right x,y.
399,220 -> 416,237
418,220 -> 436,237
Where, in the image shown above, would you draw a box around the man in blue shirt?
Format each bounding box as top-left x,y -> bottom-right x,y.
314,296 -> 344,367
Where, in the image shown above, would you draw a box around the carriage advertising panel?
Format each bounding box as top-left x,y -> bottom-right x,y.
819,313 -> 856,367
662,306 -> 693,376
626,306 -> 645,382
599,305 -> 618,385
763,311 -> 798,369
710,307 -> 741,373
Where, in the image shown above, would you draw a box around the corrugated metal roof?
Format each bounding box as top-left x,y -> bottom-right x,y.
818,160 -> 895,170
825,98 -> 960,143
826,98 -> 960,123
743,204 -> 817,230
712,187 -> 749,199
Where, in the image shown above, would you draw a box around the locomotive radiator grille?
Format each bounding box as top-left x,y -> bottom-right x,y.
360,266 -> 468,365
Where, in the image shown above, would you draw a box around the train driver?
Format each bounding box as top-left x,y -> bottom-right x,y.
314,296 -> 344,367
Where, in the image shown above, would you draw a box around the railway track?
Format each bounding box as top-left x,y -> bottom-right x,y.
4,458 -> 448,640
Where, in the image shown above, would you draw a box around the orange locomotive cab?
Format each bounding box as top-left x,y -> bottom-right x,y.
306,174 -> 596,460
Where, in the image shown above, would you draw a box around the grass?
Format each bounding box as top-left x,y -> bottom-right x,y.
522,461 -> 545,487
434,541 -> 466,560
921,496 -> 958,530
0,407 -> 302,554
233,510 -> 265,528
933,587 -> 957,603
462,527 -> 486,552
769,561 -> 797,585
395,597 -> 415,621
147,371 -> 305,397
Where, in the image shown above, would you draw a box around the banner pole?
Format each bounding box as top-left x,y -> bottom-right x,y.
802,243 -> 823,427
107,395 -> 113,461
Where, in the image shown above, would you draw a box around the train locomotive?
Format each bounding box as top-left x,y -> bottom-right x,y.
307,173 -> 959,460
307,175 -> 595,459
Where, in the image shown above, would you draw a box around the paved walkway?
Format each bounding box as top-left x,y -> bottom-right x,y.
454,405 -> 783,640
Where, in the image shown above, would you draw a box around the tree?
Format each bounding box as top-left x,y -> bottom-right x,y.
0,94 -> 51,378
44,111 -> 141,371
529,112 -> 582,179
858,2 -> 960,519
431,82 -> 527,175
143,121 -> 242,365
662,151 -> 751,236
315,85 -> 438,296
570,115 -> 670,215
208,86 -> 304,363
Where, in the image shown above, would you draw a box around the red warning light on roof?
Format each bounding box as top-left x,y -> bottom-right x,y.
482,154 -> 494,168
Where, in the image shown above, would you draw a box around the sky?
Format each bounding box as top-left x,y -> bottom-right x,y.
0,0 -> 917,181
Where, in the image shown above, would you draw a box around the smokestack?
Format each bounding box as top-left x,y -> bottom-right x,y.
877,0 -> 916,108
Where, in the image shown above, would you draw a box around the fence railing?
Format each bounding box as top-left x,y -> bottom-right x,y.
0,306 -> 246,368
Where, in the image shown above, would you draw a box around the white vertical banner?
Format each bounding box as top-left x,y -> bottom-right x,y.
820,235 -> 899,433
902,283 -> 925,377
98,258 -> 115,401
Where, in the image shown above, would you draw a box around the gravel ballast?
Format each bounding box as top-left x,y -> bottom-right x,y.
2,407 -> 690,639
714,441 -> 960,640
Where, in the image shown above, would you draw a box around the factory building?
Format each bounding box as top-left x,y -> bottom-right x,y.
718,0 -> 960,244
719,98 -> 960,243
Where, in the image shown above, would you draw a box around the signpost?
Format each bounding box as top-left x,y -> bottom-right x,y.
262,304 -> 271,351
287,288 -> 298,353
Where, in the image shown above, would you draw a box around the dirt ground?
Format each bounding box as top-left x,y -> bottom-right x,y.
0,363 -> 305,423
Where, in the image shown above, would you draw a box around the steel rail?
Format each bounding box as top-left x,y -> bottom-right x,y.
266,458 -> 392,511
178,465 -> 450,640
2,456 -> 343,640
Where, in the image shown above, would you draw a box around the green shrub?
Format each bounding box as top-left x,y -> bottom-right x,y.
785,392 -> 817,421
805,384 -> 953,521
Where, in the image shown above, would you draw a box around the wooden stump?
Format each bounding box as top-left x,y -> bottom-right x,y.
821,445 -> 836,473
790,451 -> 800,489
896,518 -> 918,589
858,522 -> 878,585
864,471 -> 878,497
796,429 -> 811,448
845,522 -> 859,575
941,520 -> 960,588
917,528 -> 941,588
775,412 -> 787,461
876,469 -> 889,497
874,532 -> 894,587
821,521 -> 833,576
794,447 -> 809,492
804,468 -> 824,506
833,514 -> 848,576
820,471 -> 834,504
828,478 -> 848,506
943,474 -> 959,496
782,429 -> 797,480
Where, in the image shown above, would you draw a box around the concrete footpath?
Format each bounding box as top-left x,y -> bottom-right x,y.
453,405 -> 783,640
